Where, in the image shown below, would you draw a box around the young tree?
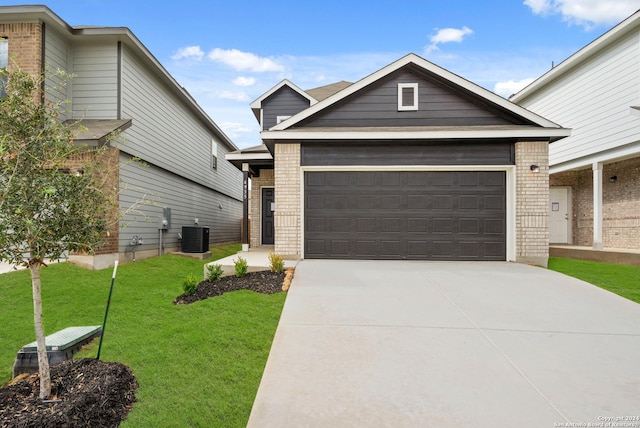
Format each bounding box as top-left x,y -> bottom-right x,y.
0,67 -> 117,399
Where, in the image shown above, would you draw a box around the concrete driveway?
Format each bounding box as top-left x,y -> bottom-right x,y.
247,260 -> 640,428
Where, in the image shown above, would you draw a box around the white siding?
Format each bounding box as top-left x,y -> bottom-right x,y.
119,153 -> 242,255
120,45 -> 242,200
519,30 -> 640,169
71,42 -> 118,119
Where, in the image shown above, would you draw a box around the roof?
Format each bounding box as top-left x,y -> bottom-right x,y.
269,53 -> 568,136
306,81 -> 352,101
249,79 -> 317,122
511,8 -> 640,103
64,119 -> 132,146
225,144 -> 273,175
0,5 -> 238,152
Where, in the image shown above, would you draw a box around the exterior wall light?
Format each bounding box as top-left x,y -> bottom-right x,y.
609,175 -> 617,183
530,164 -> 540,173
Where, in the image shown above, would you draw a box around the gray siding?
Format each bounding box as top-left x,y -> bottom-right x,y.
263,86 -> 311,130
301,141 -> 515,166
43,25 -> 71,120
120,44 -> 242,201
299,69 -> 521,128
71,42 -> 118,119
119,152 -> 242,255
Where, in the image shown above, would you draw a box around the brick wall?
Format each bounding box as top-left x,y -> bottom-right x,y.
249,169 -> 275,248
0,22 -> 42,76
551,156 -> 640,249
515,141 -> 549,266
274,143 -> 301,257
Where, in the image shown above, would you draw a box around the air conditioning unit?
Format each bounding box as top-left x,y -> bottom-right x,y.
181,226 -> 209,253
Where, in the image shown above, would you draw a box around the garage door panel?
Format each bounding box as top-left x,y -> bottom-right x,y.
304,171 -> 505,260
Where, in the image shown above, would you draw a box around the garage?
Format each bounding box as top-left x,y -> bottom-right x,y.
304,170 -> 506,260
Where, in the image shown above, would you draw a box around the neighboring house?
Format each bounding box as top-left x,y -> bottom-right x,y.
227,53 -> 569,267
0,5 -> 243,269
511,9 -> 640,251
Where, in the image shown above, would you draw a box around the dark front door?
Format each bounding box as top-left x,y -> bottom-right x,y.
304,171 -> 506,260
262,188 -> 275,245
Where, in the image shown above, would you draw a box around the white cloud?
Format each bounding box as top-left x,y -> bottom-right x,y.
171,46 -> 204,61
217,90 -> 250,102
493,78 -> 536,98
232,76 -> 256,87
207,48 -> 285,72
524,0 -> 639,28
425,26 -> 474,54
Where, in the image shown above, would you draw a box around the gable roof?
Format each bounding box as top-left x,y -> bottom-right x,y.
306,81 -> 352,101
250,79 -> 317,122
0,5 -> 238,152
511,8 -> 640,103
267,53 -> 566,136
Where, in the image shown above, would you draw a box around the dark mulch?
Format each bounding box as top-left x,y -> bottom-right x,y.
173,270 -> 286,305
0,358 -> 138,428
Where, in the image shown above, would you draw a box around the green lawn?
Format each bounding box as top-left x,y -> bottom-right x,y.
0,244 -> 287,427
548,257 -> 640,304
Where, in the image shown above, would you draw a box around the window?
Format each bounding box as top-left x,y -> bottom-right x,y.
0,37 -> 7,98
398,83 -> 418,111
211,139 -> 218,170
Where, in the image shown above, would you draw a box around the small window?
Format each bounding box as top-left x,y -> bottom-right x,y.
398,83 -> 418,111
276,115 -> 291,124
211,139 -> 218,170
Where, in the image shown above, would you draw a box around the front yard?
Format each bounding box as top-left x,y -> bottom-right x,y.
0,244 -> 286,427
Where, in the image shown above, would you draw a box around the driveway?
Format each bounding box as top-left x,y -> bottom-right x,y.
247,260 -> 640,428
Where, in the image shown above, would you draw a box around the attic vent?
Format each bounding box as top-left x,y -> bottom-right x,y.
398,83 -> 418,111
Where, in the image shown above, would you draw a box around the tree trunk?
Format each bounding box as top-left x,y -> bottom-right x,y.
30,263 -> 51,400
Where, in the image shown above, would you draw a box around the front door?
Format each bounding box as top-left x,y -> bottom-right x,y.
262,188 -> 275,245
550,187 -> 569,244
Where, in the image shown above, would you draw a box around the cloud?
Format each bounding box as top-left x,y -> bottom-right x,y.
171,46 -> 204,61
524,0 -> 639,28
207,48 -> 285,72
232,76 -> 256,87
493,78 -> 536,98
216,90 -> 250,102
425,26 -> 474,54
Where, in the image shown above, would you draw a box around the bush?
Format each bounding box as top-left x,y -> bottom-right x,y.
206,264 -> 224,281
234,256 -> 248,278
268,252 -> 284,273
183,274 -> 198,295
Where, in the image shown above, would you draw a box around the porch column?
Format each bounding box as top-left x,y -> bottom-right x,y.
242,163 -> 249,252
592,162 -> 603,250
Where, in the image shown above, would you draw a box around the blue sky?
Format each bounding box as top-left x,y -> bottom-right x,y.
3,0 -> 639,147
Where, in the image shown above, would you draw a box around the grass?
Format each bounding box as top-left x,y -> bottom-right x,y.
0,243 -> 287,427
548,257 -> 640,304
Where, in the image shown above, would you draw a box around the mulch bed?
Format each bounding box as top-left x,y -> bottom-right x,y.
174,270 -> 286,304
1,270 -> 288,427
0,358 -> 137,428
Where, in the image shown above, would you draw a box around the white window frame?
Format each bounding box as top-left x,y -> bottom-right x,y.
398,83 -> 419,111
211,139 -> 218,170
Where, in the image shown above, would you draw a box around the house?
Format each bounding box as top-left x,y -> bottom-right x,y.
511,9 -> 640,253
227,53 -> 570,267
0,5 -> 243,269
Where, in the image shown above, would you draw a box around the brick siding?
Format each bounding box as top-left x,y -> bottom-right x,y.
274,144 -> 301,257
550,156 -> 640,249
0,22 -> 42,76
515,141 -> 549,266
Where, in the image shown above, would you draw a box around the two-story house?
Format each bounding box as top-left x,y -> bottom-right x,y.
0,5 -> 243,269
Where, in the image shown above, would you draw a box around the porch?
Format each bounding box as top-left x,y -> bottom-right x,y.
550,245 -> 640,266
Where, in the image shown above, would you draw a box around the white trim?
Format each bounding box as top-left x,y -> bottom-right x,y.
271,53 -> 564,131
226,152 -> 273,162
398,83 -> 419,111
550,140 -> 640,174
262,127 -> 570,141
299,164 -> 516,262
250,79 -> 317,109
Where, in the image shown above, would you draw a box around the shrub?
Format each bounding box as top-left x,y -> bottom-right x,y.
183,274 -> 198,295
234,256 -> 248,278
268,252 -> 284,273
206,264 -> 224,281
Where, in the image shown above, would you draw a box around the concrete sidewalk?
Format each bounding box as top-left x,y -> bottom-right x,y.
248,260 -> 640,427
